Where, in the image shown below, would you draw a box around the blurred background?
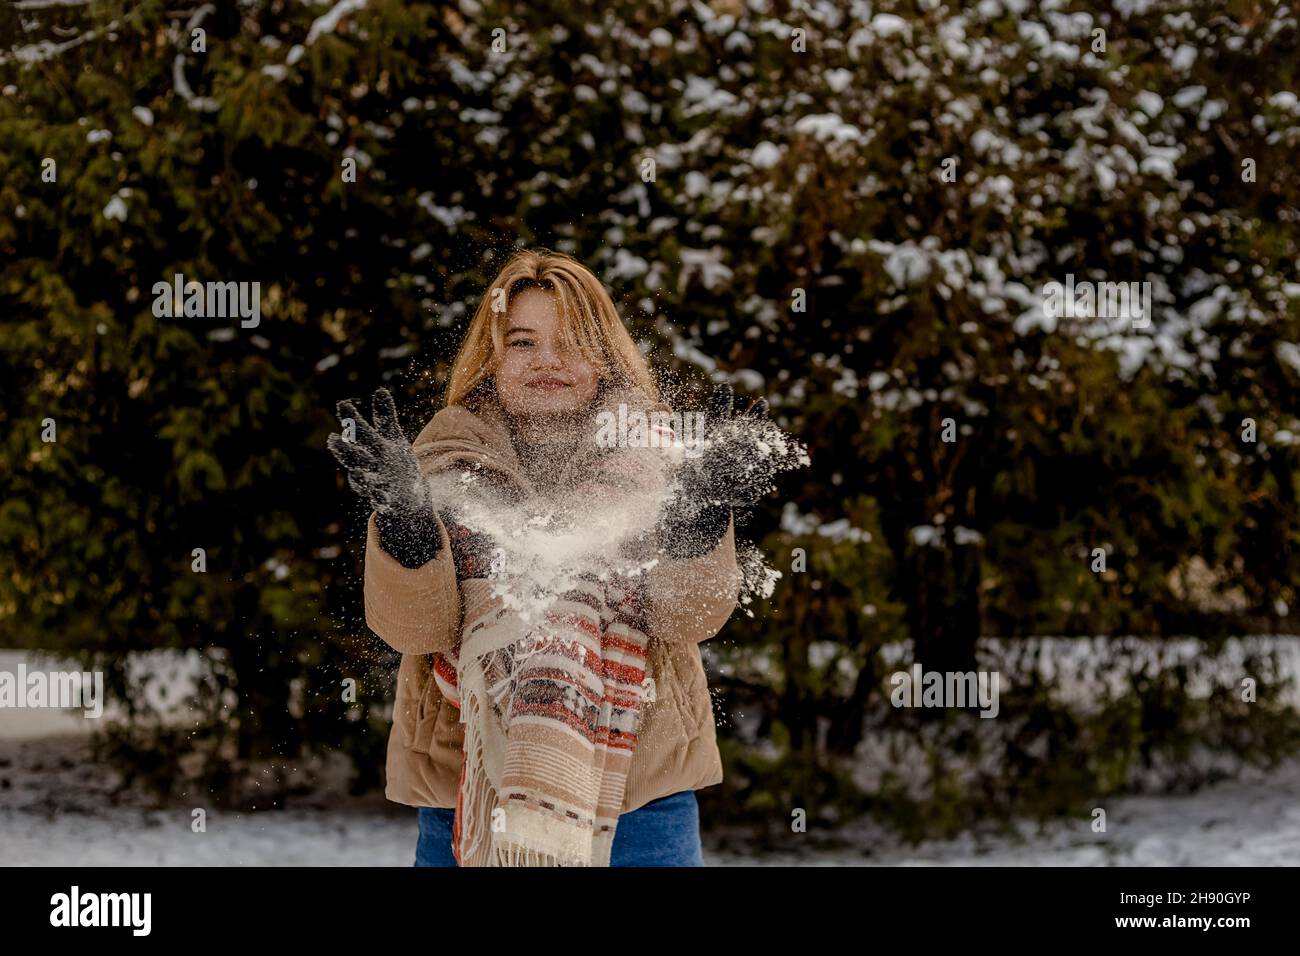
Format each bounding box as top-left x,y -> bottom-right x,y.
2,0 -> 1299,864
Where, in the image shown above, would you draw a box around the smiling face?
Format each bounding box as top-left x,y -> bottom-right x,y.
493,287 -> 600,419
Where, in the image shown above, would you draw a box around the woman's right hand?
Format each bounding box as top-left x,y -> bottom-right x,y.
328,388 -> 443,568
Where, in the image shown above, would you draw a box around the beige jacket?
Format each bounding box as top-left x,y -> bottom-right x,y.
363,391 -> 743,813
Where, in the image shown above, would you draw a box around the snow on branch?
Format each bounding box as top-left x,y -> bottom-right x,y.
0,34 -> 93,66
172,4 -> 219,112
306,0 -> 367,46
0,9 -> 116,67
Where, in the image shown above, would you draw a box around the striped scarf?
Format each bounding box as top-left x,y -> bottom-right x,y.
431,561 -> 651,867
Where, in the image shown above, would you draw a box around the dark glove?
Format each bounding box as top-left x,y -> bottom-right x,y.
679,383 -> 774,508
327,388 -> 442,569
659,383 -> 774,559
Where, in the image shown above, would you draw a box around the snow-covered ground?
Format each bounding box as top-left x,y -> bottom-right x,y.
3,731 -> 1298,865
4,647 -> 1299,865
709,757 -> 1300,866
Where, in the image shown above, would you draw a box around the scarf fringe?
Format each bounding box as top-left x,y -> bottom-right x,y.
453,682 -> 498,867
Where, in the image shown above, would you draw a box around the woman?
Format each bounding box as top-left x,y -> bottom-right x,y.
328,249 -> 775,866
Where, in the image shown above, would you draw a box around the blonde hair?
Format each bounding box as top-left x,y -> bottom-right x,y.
445,248 -> 658,408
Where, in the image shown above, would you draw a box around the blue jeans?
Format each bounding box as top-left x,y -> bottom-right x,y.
413,790 -> 705,867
